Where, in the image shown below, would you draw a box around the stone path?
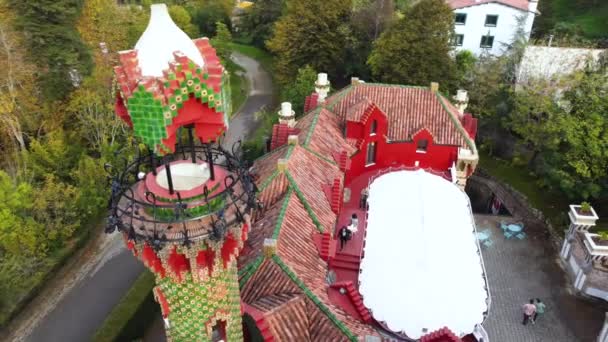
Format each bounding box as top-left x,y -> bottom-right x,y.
476,214 -> 607,342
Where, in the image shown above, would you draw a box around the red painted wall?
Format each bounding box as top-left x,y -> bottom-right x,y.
344,108 -> 459,185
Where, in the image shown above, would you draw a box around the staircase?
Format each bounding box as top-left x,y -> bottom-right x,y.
319,232 -> 336,261
330,252 -> 361,272
330,280 -> 372,322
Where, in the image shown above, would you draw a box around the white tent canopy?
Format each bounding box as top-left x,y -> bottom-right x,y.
135,4 -> 205,77
359,169 -> 488,339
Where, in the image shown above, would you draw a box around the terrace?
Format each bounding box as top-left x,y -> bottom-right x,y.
327,166 -> 489,340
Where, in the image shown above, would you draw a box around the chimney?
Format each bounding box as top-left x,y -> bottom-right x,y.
315,73 -> 331,103
430,82 -> 439,92
452,89 -> 469,115
278,102 -> 296,128
351,77 -> 360,86
263,238 -> 277,257
287,135 -> 298,146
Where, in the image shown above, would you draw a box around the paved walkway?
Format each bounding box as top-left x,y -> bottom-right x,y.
476,214 -> 607,342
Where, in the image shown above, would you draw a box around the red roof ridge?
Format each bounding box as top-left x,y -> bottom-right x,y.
447,0 -> 531,12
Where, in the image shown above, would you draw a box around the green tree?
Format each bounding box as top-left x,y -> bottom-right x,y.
367,0 -> 456,88
191,0 -> 232,37
239,0 -> 284,48
212,21 -> 233,62
169,4 -> 200,38
552,70 -> 608,199
267,0 -> 351,86
281,65 -> 317,115
8,0 -> 93,100
506,80 -> 564,169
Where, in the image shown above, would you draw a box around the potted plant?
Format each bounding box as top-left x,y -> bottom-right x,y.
581,201 -> 592,215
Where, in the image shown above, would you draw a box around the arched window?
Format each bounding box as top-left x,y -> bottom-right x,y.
370,120 -> 377,135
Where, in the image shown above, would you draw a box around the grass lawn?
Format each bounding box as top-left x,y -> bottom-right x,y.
93,270 -> 157,342
478,150 -> 570,230
540,0 -> 608,39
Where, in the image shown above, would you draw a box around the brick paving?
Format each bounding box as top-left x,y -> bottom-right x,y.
476,214 -> 606,342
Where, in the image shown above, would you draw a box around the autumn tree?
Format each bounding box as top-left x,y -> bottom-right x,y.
367,0 -> 456,88
239,0 -> 284,49
8,0 -> 93,100
267,0 -> 351,86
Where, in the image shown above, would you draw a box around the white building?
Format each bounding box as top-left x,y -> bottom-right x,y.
448,0 -> 539,56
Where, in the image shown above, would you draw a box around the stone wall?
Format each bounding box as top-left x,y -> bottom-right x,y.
466,168 -> 564,251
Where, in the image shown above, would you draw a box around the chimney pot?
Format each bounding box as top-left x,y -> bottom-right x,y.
430,82 -> 439,92
288,135 -> 298,145
280,102 -> 292,116
351,77 -> 360,85
315,73 -> 330,103
278,102 -> 296,127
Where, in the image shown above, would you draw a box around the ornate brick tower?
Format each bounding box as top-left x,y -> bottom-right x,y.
105,4 -> 256,341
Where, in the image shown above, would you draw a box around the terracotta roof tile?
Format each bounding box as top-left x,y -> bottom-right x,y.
239,199 -> 282,266
250,292 -> 299,312
303,109 -> 356,160
264,296 -> 312,341
286,147 -> 342,231
329,84 -> 468,147
241,258 -> 301,303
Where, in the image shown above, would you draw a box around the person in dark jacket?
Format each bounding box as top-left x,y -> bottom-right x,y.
339,226 -> 350,251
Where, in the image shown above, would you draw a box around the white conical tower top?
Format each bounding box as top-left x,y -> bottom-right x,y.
135,4 -> 205,77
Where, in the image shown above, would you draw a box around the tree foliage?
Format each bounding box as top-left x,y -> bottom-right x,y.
169,4 -> 199,38
281,65 -> 317,116
190,0 -> 232,37
239,0 -> 284,49
367,0 -> 456,88
212,21 -> 233,62
8,0 -> 93,100
267,0 -> 351,86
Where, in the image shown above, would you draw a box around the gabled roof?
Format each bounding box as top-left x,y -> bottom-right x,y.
295,108 -> 356,161
448,0 -> 531,12
328,84 -> 470,147
239,144 -> 378,340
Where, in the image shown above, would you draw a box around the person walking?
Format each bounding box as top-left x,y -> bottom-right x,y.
348,214 -> 359,235
534,298 -> 546,323
359,188 -> 369,209
339,226 -> 349,251
522,299 -> 536,325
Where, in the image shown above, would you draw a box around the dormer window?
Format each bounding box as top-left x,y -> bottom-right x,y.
416,139 -> 428,153
370,120 -> 377,135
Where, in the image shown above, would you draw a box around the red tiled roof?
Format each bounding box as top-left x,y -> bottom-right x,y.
239,145 -> 379,340
329,84 -> 469,147
447,0 -> 530,11
296,109 -> 356,160
241,83 -> 477,340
